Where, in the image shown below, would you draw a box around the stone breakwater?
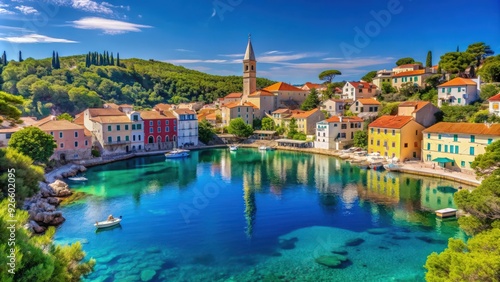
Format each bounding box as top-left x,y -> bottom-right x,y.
23,164 -> 87,234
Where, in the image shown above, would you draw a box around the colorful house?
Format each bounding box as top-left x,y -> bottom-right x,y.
437,77 -> 481,107
342,81 -> 377,100
271,108 -> 324,135
320,99 -> 347,117
315,116 -> 363,150
397,101 -> 440,128
350,98 -> 381,119
368,115 -> 425,161
263,82 -> 309,109
488,92 -> 500,116
247,90 -> 275,118
35,116 -> 92,161
140,111 -> 177,151
83,108 -> 132,155
372,69 -> 393,90
391,69 -> 431,90
172,109 -> 198,147
221,101 -> 257,126
422,122 -> 500,173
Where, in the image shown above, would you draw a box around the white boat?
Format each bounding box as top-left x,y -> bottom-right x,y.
435,208 -> 457,218
68,176 -> 88,181
165,149 -> 190,159
229,146 -> 238,151
259,146 -> 274,151
94,217 -> 122,228
339,154 -> 351,159
383,163 -> 402,171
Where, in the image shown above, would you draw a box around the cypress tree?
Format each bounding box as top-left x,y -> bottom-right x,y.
106,51 -> 110,65
99,54 -> 103,66
55,52 -> 60,69
456,45 -> 459,52
110,52 -> 114,66
116,52 -> 120,67
52,51 -> 55,68
19,51 -> 23,62
2,51 -> 7,66
425,51 -> 432,68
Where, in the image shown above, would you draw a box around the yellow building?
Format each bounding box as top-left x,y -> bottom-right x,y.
247,90 -> 276,118
392,69 -> 432,90
368,115 -> 424,161
221,101 -> 257,126
83,108 -> 132,155
422,122 -> 500,173
271,108 -> 324,135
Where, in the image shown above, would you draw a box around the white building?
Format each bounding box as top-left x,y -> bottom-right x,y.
172,109 -> 198,147
437,77 -> 481,107
342,81 -> 377,101
488,93 -> 500,116
126,111 -> 144,152
315,116 -> 364,150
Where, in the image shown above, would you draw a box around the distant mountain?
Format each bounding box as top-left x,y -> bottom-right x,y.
0,54 -> 275,117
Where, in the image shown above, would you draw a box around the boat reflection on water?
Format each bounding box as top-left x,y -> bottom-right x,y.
95,224 -> 123,234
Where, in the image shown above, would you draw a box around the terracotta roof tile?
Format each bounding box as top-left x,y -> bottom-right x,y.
83,128 -> 92,137
325,116 -> 363,123
74,112 -> 84,125
369,115 -> 414,129
248,90 -> 274,97
90,116 -> 132,123
488,93 -> 500,102
356,98 -> 381,105
88,108 -> 124,117
438,77 -> 477,87
292,108 -> 320,119
348,81 -> 377,89
394,63 -> 422,69
36,120 -> 85,131
399,101 -> 430,112
224,92 -> 243,99
223,102 -> 257,109
173,108 -> 196,115
140,111 -> 175,120
264,82 -> 304,92
423,122 -> 500,135
272,108 -> 290,114
154,103 -> 172,111
303,82 -> 323,89
205,113 -> 217,120
392,69 -> 426,77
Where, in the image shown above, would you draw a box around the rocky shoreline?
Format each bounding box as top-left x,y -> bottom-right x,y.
23,164 -> 87,234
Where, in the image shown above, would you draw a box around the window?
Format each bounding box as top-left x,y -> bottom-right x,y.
394,78 -> 397,83
458,87 -> 461,93
392,142 -> 396,148
370,139 -> 373,145
108,125 -> 112,131
414,142 -> 418,148
470,147 -> 475,155
157,127 -> 161,133
377,140 -> 380,146
50,131 -> 53,136
458,98 -> 461,104
404,143 -> 408,148
371,128 -> 374,134
125,125 -> 129,130
455,146 -> 459,154
441,88 -> 445,93
59,132 -> 63,138
74,141 -> 78,147
383,141 -> 387,147
427,133 -> 430,139
461,161 -> 465,167
60,143 -> 64,148
238,108 -> 241,113
384,129 -> 387,134
377,129 -> 380,134
85,140 -> 88,146
117,136 -> 121,142
74,131 -> 78,138
438,134 -> 441,140
166,127 -> 169,132
117,125 -> 121,131
132,124 -> 136,130
414,76 -> 418,81
450,145 -> 454,153
174,120 -> 177,125
108,136 -> 112,143
166,120 -> 169,125
174,126 -> 177,131
488,139 -> 493,145
149,128 -> 153,133
453,135 -> 458,142
133,135 -> 136,141
149,121 -> 153,126
126,136 -> 129,141
427,143 -> 430,150
137,124 -> 142,130
438,144 -> 442,152
138,135 -> 141,141
444,145 -> 448,153
470,135 -> 475,143
157,121 -> 161,125
392,130 -> 395,136
415,130 -> 418,136
133,115 -> 138,121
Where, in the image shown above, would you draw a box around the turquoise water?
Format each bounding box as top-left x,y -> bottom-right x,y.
54,148 -> 471,281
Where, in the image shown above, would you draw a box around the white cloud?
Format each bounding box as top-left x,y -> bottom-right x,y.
71,0 -> 112,14
218,53 -> 244,58
0,3 -> 9,8
322,57 -> 343,61
15,5 -> 39,14
257,52 -> 326,63
0,33 -> 77,43
101,2 -> 130,11
175,48 -> 194,52
0,8 -> 14,14
263,50 -> 292,55
0,25 -> 32,32
278,57 -> 394,70
167,59 -> 228,64
70,17 -> 152,35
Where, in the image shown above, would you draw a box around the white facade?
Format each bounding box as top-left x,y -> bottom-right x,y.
173,110 -> 198,147
342,81 -> 377,100
314,116 -> 364,150
127,111 -> 144,152
437,77 -> 481,107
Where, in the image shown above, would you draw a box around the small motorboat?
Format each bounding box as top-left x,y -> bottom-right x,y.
68,176 -> 88,181
94,216 -> 122,228
259,146 -> 268,151
383,163 -> 402,171
229,145 -> 238,151
165,149 -> 190,159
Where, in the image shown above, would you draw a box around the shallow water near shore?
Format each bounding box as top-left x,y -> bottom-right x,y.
54,148 -> 471,281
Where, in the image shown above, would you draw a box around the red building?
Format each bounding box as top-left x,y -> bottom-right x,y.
140,111 -> 177,150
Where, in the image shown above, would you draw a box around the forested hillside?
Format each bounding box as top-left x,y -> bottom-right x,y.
0,53 -> 275,117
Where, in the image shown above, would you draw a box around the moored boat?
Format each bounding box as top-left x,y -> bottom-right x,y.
369,162 -> 385,170
435,208 -> 457,218
94,216 -> 122,228
229,146 -> 238,151
68,176 -> 88,181
165,149 -> 190,159
383,163 -> 402,171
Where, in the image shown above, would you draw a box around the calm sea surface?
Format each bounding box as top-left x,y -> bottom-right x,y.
54,148 -> 470,282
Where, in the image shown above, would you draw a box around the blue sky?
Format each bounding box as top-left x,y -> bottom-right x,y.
0,0 -> 499,84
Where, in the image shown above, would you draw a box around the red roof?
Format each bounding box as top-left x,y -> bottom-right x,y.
264,82 -> 304,92
438,77 -> 476,87
224,92 -> 242,99
303,82 -> 323,89
369,115 -> 414,129
398,101 -> 431,113
356,98 -> 381,105
292,108 -> 320,119
488,93 -> 500,102
325,116 -> 363,123
392,69 -> 426,77
348,81 -> 377,89
248,90 -> 274,97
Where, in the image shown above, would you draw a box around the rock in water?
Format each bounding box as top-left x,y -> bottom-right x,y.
279,237 -> 298,250
344,238 -> 365,247
366,228 -> 389,235
315,254 -> 348,268
49,180 -> 72,197
140,269 -> 156,281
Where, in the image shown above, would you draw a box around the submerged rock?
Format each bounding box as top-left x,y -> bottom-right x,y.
192,253 -> 216,265
366,228 -> 389,235
279,237 -> 298,250
416,236 -> 447,245
140,269 -> 156,281
315,254 -> 348,268
344,238 -> 365,247
392,235 -> 411,240
331,248 -> 348,255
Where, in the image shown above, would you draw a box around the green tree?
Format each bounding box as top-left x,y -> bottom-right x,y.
398,82 -> 420,97
116,52 -> 120,66
0,91 -> 23,123
1,51 -> 6,66
0,199 -> 95,281
287,118 -> 298,139
395,57 -> 415,66
252,118 -> 261,130
440,104 -> 481,122
8,127 -> 56,164
381,82 -> 396,94
466,42 -> 495,67
0,148 -> 44,202
425,74 -> 443,89
18,51 -> 23,62
424,228 -> 500,282
198,119 -> 215,144
426,51 -> 432,67
318,69 -> 342,84
292,132 -> 306,141
480,84 -> 500,101
68,86 -> 102,112
439,52 -> 474,75
301,88 -> 320,110
56,113 -> 73,122
477,56 -> 500,82
227,118 -> 253,138
361,70 -> 377,82
353,131 -> 368,148
471,140 -> 500,177
378,102 -> 400,117
261,117 -> 275,131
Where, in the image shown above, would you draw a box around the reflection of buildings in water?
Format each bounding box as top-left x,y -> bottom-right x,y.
314,154 -> 330,191
360,169 -> 400,205
210,162 -> 221,178
296,158 -> 309,185
419,178 -> 457,211
342,183 -> 359,209
242,174 -> 257,238
220,153 -> 231,182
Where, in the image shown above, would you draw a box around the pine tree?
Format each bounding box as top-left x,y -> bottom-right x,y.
425,51 -> 432,68
116,52 -> 120,67
110,52 -> 114,66
51,51 -> 55,68
18,51 -> 23,62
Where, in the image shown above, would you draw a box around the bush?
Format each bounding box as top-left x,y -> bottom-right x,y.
91,149 -> 100,158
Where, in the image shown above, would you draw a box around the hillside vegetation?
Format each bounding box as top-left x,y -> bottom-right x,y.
0,54 -> 275,117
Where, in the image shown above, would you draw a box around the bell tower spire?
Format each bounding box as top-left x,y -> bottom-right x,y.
243,34 -> 256,100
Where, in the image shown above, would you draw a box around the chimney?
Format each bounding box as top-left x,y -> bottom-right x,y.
339,116 -> 343,122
